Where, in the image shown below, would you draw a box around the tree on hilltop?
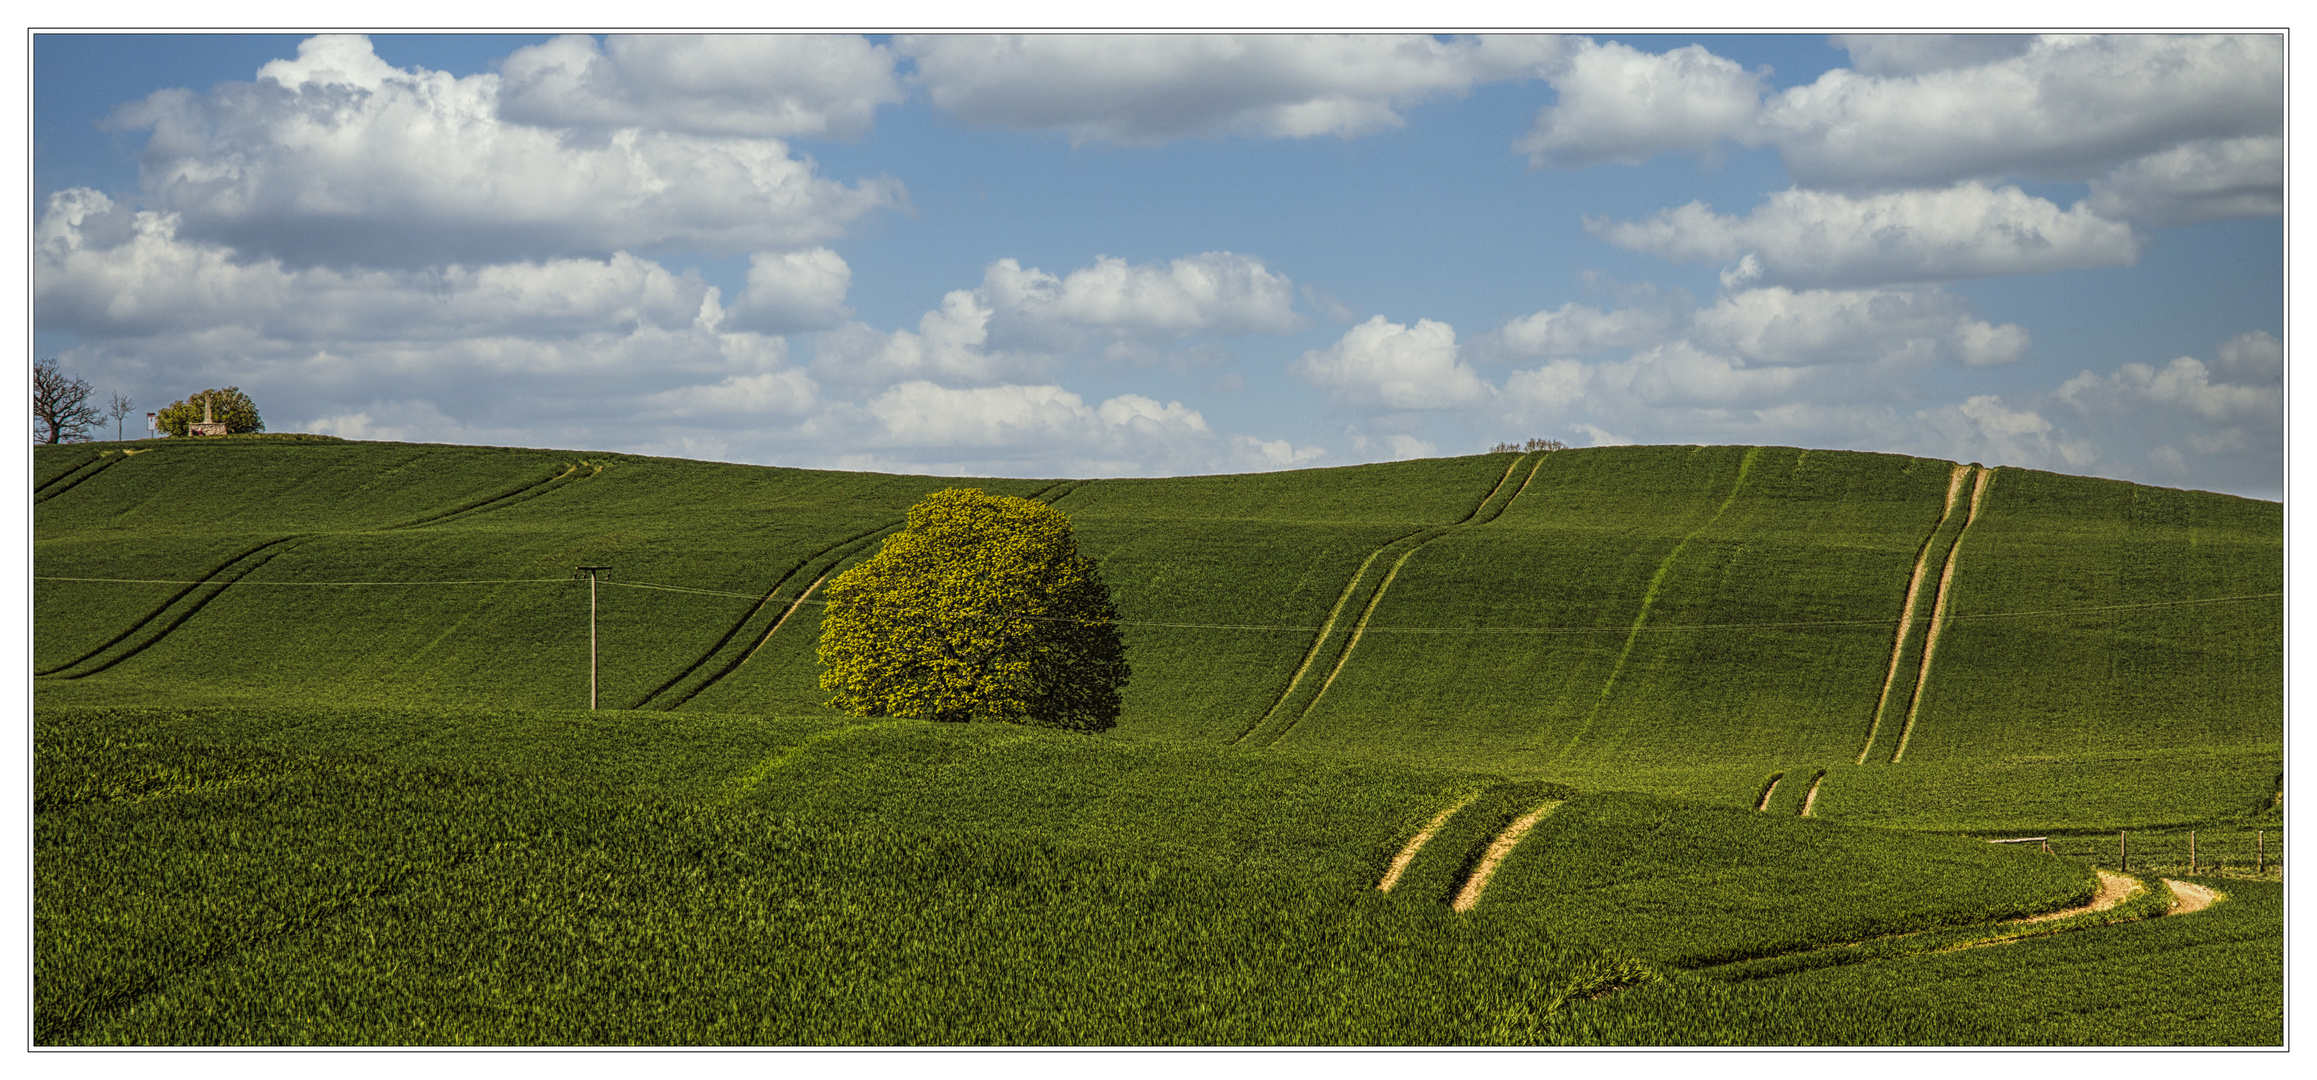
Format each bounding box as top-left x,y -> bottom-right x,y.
817,487 -> 1129,732
32,359 -> 102,444
105,392 -> 136,441
156,386 -> 264,436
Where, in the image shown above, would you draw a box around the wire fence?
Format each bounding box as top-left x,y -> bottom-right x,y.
1992,828 -> 2284,877
30,575 -> 2283,637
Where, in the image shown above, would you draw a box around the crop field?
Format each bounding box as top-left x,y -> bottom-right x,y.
31,438 -> 2283,1044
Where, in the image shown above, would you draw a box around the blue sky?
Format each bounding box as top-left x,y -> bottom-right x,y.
32,32 -> 2284,497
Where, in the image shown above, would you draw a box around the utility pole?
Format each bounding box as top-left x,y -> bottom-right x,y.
576,566 -> 612,709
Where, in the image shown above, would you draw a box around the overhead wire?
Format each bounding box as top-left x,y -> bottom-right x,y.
32,574 -> 2281,635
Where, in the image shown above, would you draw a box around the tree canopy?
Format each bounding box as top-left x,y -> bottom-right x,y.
156,387 -> 264,436
32,359 -> 101,444
818,488 -> 1128,732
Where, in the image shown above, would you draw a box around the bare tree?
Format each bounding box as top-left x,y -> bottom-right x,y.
106,391 -> 136,441
32,359 -> 101,444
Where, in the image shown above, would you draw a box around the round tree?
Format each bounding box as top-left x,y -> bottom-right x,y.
155,387 -> 263,436
818,488 -> 1128,731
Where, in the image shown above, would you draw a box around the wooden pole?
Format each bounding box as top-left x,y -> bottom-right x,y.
590,571 -> 598,710
576,566 -> 612,710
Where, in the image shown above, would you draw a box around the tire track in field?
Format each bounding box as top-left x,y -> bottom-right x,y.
378,459 -> 601,531
1855,465 -> 1972,764
1234,453 -> 1546,748
1449,799 -> 1564,911
1552,447 -> 1760,762
1268,455 -> 1545,741
652,480 -> 1087,709
43,543 -> 308,680
1377,792 -> 1481,891
635,523 -> 900,709
39,461 -> 603,682
1797,769 -> 1826,817
1693,870 -> 2173,978
36,449 -> 107,492
36,535 -> 308,677
1754,772 -> 1785,812
34,452 -> 130,504
1890,466 -> 1995,764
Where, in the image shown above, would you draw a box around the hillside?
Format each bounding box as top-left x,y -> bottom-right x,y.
31,438 -> 2285,1044
34,438 -> 2281,831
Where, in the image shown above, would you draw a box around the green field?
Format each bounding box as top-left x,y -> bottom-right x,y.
32,438 -> 2284,1044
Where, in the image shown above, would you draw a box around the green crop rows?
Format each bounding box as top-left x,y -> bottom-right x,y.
32,438 -> 2282,1044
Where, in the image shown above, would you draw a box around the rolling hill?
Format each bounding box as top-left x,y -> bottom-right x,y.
31,437 -> 2284,1044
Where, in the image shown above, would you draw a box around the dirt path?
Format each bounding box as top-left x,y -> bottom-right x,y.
1892,466 -> 1994,763
2014,869 -> 2139,924
1754,772 -> 1783,812
2163,879 -> 2222,915
739,572 -> 830,665
1247,454 -> 1544,747
1451,800 -> 1562,912
1857,465 -> 1970,764
1707,868 -> 2219,973
1377,794 -> 1478,891
1798,771 -> 1825,817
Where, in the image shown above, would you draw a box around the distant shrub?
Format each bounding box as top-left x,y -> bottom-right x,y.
1489,438 -> 1567,453
156,387 -> 263,437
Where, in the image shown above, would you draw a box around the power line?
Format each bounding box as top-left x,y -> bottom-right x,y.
33,575 -> 2280,634
34,576 -> 569,586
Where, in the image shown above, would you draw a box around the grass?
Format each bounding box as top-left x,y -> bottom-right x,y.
36,441 -> 2278,821
31,437 -> 2284,1044
39,702 -> 2168,1045
1472,790 -> 2093,968
1538,877 -> 2283,1045
31,705 -> 1635,1044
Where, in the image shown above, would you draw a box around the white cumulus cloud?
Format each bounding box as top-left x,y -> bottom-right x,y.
2058,355 -> 2278,425
36,188 -> 722,343
639,369 -> 820,419
904,33 -> 1565,144
1829,34 -> 2037,77
1516,39 -> 1767,168
1689,287 -> 2029,368
814,251 -> 1302,387
854,381 -> 1302,477
1900,395 -> 2101,472
2086,136 -> 2283,227
497,34 -> 903,139
1294,316 -> 1493,410
812,290 -> 1031,388
725,248 -> 855,333
105,34 -> 902,267
980,252 -> 1303,340
1591,183 -> 2143,288
1761,34 -> 2282,192
1493,298 -> 1686,359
